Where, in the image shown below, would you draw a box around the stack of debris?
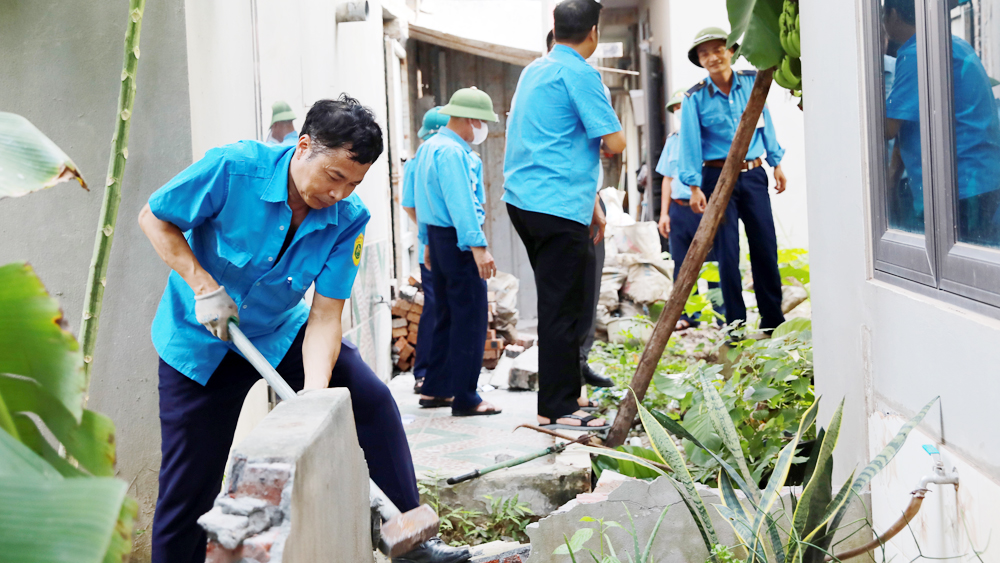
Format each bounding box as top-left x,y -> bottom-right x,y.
391,281 -> 424,372
391,270 -> 524,372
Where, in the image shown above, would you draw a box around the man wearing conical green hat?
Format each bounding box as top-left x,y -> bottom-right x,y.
408,87 -> 503,418
266,100 -> 298,145
678,26 -> 788,333
401,106 -> 449,396
504,0 -> 625,431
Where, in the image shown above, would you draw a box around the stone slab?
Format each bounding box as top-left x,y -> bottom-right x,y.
508,345 -> 539,391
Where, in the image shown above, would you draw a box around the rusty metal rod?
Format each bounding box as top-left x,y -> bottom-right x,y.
606,68 -> 776,448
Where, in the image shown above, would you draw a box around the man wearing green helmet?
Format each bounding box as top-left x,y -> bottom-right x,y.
401,107 -> 450,395
408,88 -> 503,417
677,27 -> 788,333
265,100 -> 298,145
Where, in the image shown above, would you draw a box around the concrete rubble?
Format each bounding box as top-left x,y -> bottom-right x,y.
508,345 -> 539,391
201,389 -> 371,563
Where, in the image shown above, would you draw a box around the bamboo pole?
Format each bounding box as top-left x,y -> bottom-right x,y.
80,0 -> 147,387
605,68 -> 775,448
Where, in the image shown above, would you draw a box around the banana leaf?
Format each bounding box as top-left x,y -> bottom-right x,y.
103,496 -> 138,563
0,375 -> 116,476
0,390 -> 17,439
13,414 -> 86,478
727,0 -> 786,69
0,476 -> 127,563
0,263 -> 86,422
0,423 -> 62,479
0,112 -> 87,199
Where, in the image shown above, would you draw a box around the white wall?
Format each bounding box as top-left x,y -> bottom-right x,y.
803,0 -> 999,559
666,0 -> 809,250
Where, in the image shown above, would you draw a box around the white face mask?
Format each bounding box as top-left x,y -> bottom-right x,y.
471,120 -> 488,145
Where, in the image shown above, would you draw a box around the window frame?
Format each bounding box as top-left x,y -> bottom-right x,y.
863,0 -> 1000,313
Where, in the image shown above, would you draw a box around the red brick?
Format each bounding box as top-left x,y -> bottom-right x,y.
394,337 -> 408,353
406,331 -> 418,345
233,462 -> 291,506
406,311 -> 422,323
408,322 -> 419,333
392,327 -> 407,338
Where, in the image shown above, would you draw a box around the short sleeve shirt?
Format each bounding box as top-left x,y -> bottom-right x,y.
503,45 -> 622,225
148,141 -> 370,384
887,35 -> 1000,199
654,133 -> 691,200
401,157 -> 426,264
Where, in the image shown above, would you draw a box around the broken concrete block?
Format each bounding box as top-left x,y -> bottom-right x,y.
200,389 -> 371,562
508,345 -> 538,391
781,285 -> 809,314
400,285 -> 418,301
392,317 -> 408,329
504,344 -> 525,359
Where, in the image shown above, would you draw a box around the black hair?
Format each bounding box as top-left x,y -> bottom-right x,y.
553,0 -> 602,45
300,94 -> 383,164
546,29 -> 555,52
884,0 -> 915,25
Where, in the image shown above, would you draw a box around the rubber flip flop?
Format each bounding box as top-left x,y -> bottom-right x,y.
540,413 -> 609,431
580,399 -> 600,413
452,405 -> 503,417
419,397 -> 453,408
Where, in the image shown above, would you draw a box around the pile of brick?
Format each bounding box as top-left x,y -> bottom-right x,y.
390,283 -> 423,372
390,276 -> 515,372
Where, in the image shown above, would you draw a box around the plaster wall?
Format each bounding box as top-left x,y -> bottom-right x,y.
802,0 -> 1000,559
666,0 -> 809,250
0,1 -> 193,558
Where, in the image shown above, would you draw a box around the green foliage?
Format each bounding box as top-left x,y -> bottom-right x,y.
588,389 -> 939,563
707,544 -> 744,563
554,505 -> 670,563
0,112 -> 87,199
0,117 -> 135,562
727,0 -> 785,69
418,478 -> 536,547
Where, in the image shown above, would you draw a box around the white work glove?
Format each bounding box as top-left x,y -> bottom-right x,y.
194,286 -> 239,341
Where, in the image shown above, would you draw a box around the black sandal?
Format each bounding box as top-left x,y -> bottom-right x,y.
452,403 -> 503,417
539,413 -> 609,430
419,396 -> 453,408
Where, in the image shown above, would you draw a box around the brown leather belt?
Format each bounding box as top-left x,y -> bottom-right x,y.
672,198 -> 689,206
704,157 -> 763,171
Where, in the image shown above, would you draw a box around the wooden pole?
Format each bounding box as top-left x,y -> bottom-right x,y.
605,68 -> 775,448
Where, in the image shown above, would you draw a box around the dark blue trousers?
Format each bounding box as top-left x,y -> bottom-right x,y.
152,325 -> 420,563
702,166 -> 785,331
412,263 -> 437,381
668,200 -> 722,327
420,226 -> 487,412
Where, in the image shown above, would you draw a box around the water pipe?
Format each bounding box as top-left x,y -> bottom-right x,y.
827,445 -> 959,561
336,1 -> 369,23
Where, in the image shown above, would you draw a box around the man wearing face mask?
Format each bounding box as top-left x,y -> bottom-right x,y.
139,95 -> 471,563
410,87 -> 503,417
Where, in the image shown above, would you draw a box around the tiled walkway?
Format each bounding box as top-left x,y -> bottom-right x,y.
389,359 -> 557,478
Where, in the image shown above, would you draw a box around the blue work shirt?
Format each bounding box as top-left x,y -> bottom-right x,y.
654,132 -> 691,200
410,127 -> 487,251
887,34 -> 1000,200
678,70 -> 784,188
401,155 -> 427,264
503,44 -> 622,226
148,141 -> 369,384
265,131 -> 299,145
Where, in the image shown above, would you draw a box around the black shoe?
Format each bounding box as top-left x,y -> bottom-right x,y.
413,377 -> 423,394
392,537 -> 471,563
581,362 -> 613,388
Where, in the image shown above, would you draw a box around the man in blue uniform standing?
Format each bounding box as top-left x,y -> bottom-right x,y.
402,106 -> 451,395
656,89 -> 723,330
139,95 -> 470,563
411,88 -> 502,416
883,0 -> 1000,245
678,27 -> 788,333
504,0 -> 625,429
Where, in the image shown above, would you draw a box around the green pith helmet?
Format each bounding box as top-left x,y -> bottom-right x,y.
688,27 -> 737,67
270,100 -> 296,126
438,87 -> 499,122
418,106 -> 450,140
666,89 -> 685,112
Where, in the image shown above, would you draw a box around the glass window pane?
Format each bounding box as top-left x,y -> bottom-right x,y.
949,1 -> 1000,249
883,0 -> 927,233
